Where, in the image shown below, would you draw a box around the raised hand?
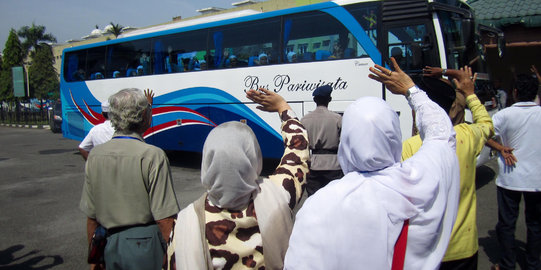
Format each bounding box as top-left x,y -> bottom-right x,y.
368,57 -> 415,96
144,89 -> 155,106
452,66 -> 477,97
246,87 -> 290,114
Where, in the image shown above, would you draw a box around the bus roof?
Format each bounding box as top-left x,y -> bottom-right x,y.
62,0 -> 354,53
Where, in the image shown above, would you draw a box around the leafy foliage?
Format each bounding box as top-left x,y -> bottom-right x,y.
17,23 -> 57,58
28,45 -> 59,99
106,22 -> 125,38
0,29 -> 25,101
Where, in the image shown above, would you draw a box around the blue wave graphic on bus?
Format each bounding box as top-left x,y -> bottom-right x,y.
68,86 -> 284,158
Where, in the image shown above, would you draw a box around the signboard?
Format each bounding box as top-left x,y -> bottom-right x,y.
12,66 -> 25,97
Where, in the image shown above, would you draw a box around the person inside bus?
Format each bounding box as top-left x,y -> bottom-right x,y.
227,55 -> 239,68
126,67 -> 137,77
258,53 -> 269,65
136,65 -> 144,76
391,47 -> 407,70
284,57 -> 459,270
112,71 -> 121,78
329,42 -> 344,60
166,88 -> 309,270
139,53 -> 150,74
198,60 -> 208,70
95,72 -> 104,79
73,69 -> 86,81
287,51 -> 298,63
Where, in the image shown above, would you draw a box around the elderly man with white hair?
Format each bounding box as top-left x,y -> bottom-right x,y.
284,58 -> 460,270
80,88 -> 179,270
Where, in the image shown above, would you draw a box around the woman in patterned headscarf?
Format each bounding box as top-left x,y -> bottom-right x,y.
167,88 -> 309,270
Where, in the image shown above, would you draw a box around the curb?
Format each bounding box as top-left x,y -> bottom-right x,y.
0,123 -> 50,129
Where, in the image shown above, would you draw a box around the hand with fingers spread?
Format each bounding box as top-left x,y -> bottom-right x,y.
368,57 -> 415,96
246,87 -> 290,114
451,66 -> 477,97
144,89 -> 155,106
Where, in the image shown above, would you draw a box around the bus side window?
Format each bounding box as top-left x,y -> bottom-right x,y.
345,2 -> 379,47
87,47 -> 106,81
283,10 -> 363,63
387,25 -> 428,73
154,29 -> 208,73
211,17 -> 280,69
107,39 -> 151,78
64,52 -> 86,82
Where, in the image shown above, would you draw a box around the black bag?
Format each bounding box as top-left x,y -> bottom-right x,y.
88,225 -> 107,264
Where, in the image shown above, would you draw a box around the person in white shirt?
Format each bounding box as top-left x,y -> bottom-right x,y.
78,101 -> 114,160
284,57 -> 460,270
487,74 -> 541,270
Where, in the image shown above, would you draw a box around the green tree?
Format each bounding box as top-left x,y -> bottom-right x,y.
17,23 -> 57,58
106,22 -> 125,38
0,29 -> 24,101
28,44 -> 58,99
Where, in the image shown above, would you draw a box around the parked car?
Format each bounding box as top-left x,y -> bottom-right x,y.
49,100 -> 62,133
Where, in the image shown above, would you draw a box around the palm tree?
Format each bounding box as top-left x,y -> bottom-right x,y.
17,23 -> 57,58
106,22 -> 125,38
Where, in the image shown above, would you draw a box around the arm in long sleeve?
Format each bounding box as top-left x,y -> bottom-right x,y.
465,94 -> 494,154
268,110 -> 310,209
408,86 -> 456,148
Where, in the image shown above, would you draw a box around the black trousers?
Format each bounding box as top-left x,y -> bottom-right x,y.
496,186 -> 541,270
439,252 -> 478,270
306,169 -> 343,196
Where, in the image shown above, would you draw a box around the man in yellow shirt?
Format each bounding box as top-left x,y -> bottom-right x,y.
402,66 -> 494,269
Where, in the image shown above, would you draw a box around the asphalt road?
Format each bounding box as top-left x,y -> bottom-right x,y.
0,126 -> 528,269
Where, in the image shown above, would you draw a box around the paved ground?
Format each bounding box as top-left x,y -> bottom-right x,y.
0,125 -> 530,269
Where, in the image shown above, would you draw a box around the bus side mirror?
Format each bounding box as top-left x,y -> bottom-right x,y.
497,33 -> 505,58
478,24 -> 505,58
462,19 -> 474,45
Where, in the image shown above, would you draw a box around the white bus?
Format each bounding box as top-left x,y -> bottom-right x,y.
60,0 -> 501,158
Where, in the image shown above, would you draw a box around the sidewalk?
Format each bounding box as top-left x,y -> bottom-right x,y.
0,123 -> 50,129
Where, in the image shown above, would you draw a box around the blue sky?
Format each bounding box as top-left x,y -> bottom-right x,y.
0,0 -> 240,52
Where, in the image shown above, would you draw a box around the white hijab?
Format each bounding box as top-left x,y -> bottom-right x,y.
285,96 -> 458,270
201,121 -> 263,210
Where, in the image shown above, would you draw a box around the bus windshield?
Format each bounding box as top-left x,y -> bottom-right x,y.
437,7 -> 478,70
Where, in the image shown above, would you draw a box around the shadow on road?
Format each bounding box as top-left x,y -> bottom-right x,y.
0,245 -> 63,269
476,164 -> 497,190
166,150 -> 280,176
478,229 -> 528,269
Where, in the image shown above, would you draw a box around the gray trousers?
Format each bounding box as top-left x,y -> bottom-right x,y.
104,224 -> 165,270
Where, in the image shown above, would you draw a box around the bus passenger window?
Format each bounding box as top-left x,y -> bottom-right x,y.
107,39 -> 151,78
154,29 -> 208,73
283,10 -> 362,63
345,2 -> 379,46
388,25 -> 429,73
211,17 -> 280,69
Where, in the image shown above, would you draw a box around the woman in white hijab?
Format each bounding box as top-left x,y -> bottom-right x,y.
167,88 -> 309,270
284,58 -> 460,270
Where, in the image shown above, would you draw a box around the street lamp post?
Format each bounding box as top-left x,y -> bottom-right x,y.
23,62 -> 30,98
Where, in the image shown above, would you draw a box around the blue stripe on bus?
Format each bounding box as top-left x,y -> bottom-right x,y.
62,84 -> 283,157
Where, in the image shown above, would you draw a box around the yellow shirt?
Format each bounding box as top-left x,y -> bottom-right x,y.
402,94 -> 494,261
